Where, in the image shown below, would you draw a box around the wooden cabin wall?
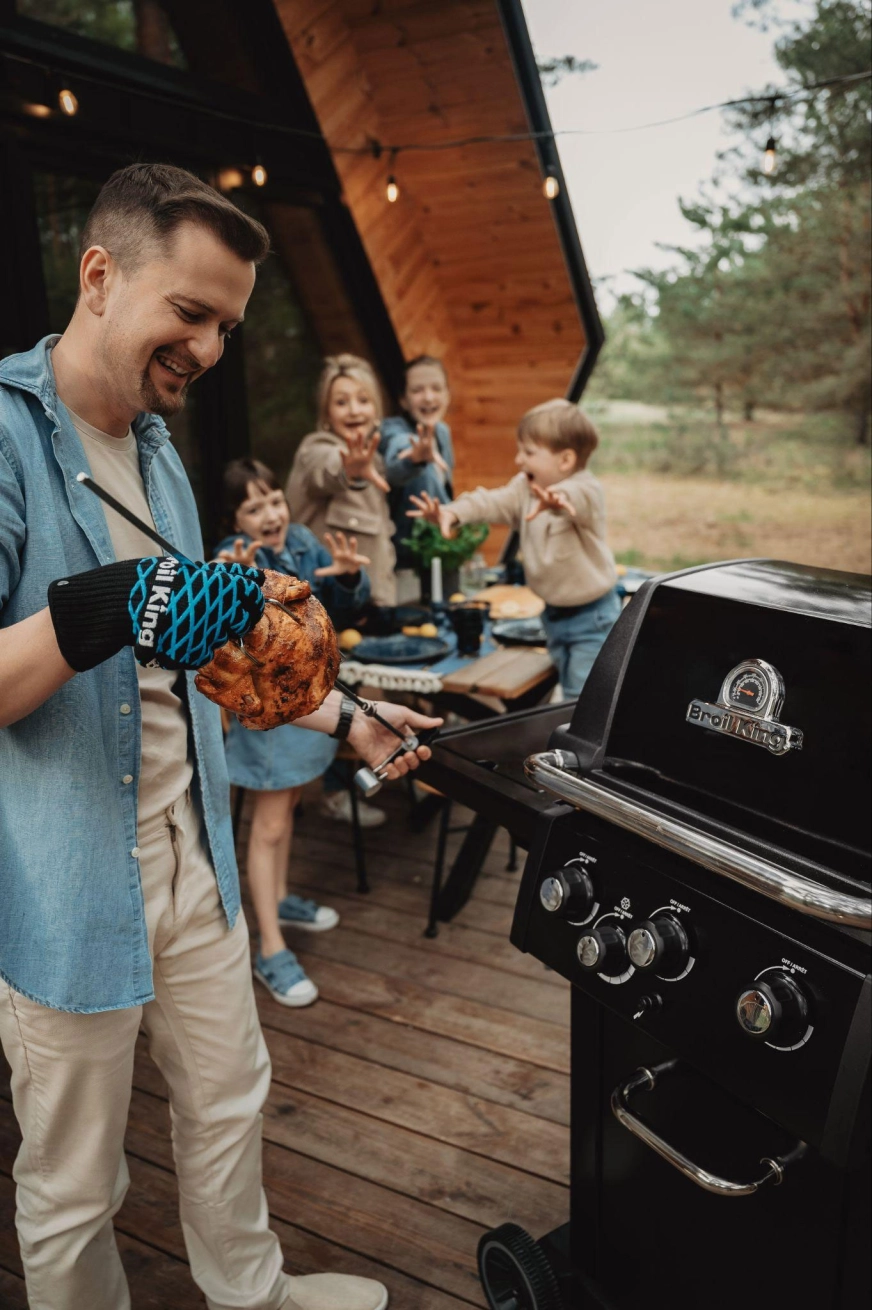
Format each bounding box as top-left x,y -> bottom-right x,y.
275,0 -> 587,558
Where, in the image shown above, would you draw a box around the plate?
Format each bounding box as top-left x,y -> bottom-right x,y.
352,634 -> 452,666
492,617 -> 547,646
471,584 -> 544,619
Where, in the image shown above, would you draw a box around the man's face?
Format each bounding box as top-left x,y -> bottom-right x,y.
96,222 -> 255,419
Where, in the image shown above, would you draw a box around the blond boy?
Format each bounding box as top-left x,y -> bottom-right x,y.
410,398 -> 620,697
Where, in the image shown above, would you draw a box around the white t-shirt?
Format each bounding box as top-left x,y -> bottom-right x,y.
68,410 -> 193,831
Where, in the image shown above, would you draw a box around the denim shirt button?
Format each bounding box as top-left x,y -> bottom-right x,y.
130,847 -> 141,859
122,774 -> 133,785
120,703 -> 132,715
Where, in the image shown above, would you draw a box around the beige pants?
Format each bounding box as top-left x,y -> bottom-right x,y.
0,792 -> 291,1310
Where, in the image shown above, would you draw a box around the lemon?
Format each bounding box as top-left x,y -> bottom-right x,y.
339,628 -> 363,650
449,592 -> 466,603
402,625 -> 422,636
418,622 -> 438,637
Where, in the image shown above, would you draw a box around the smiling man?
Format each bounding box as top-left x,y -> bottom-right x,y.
0,164 -> 436,1310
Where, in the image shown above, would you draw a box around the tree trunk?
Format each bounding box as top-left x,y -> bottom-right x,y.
743,399 -> 755,422
856,394 -> 870,446
134,0 -> 175,65
714,381 -> 725,428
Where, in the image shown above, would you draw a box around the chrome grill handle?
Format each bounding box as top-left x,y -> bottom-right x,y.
524,751 -> 872,930
612,1062 -> 807,1197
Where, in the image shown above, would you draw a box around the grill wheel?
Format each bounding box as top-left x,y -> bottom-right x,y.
477,1223 -> 564,1310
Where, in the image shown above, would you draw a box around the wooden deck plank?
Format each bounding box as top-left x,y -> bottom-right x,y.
285,926 -> 571,1028
254,997 -> 570,1126
252,882 -> 564,988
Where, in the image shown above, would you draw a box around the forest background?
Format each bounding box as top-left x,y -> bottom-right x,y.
555,0 -> 871,574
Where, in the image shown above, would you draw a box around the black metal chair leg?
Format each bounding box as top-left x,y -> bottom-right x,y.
425,798 -> 452,938
506,835 -> 518,872
348,779 -> 369,894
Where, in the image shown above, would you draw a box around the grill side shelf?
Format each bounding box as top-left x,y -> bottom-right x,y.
524,751 -> 872,930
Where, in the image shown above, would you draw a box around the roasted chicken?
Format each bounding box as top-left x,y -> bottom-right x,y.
195,569 -> 339,730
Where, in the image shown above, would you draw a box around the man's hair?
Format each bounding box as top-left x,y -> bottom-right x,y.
316,354 -> 383,430
79,163 -> 271,270
405,354 -> 448,385
517,398 -> 599,469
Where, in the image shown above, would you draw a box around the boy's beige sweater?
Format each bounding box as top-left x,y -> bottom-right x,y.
450,469 -> 617,608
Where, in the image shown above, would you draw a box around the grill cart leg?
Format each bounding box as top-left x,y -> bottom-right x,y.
347,778 -> 369,894
425,798 -> 452,938
478,1223 -> 563,1310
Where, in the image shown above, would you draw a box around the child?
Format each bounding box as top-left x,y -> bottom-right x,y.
409,399 -> 621,698
379,356 -> 455,570
216,457 -> 371,1006
286,354 -> 397,606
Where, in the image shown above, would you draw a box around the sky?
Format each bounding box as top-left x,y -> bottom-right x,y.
521,0 -> 811,306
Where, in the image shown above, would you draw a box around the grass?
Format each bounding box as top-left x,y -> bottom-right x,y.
588,401 -> 871,575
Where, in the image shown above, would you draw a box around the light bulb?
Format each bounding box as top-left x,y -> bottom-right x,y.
763,136 -> 776,176
252,163 -> 268,187
386,175 -> 399,203
58,88 -> 78,117
543,174 -> 560,200
217,168 -> 245,191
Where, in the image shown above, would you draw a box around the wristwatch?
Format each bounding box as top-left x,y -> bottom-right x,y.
330,694 -> 357,741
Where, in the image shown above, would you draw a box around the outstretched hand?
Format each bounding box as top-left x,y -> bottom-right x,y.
216,537 -> 263,567
398,423 -> 449,473
525,483 -> 577,522
314,530 -> 371,578
407,491 -> 459,539
347,700 -> 443,779
341,427 -> 390,494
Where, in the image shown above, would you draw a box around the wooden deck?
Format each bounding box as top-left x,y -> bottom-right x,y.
0,784 -> 570,1308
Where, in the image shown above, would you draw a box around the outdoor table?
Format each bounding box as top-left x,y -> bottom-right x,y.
339,612 -> 559,920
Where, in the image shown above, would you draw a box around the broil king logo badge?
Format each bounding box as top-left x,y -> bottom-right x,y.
686,658 -> 803,756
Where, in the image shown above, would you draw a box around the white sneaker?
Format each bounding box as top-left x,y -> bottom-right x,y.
319,790 -> 387,829
282,1273 -> 388,1310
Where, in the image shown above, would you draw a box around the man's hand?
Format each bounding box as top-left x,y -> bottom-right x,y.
347,701 -> 443,779
341,428 -> 390,493
397,424 -> 449,473
525,482 -> 578,522
407,491 -> 459,539
314,531 -> 371,578
216,537 -> 263,567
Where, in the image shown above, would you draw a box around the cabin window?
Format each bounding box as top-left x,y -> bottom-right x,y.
16,1 -> 187,69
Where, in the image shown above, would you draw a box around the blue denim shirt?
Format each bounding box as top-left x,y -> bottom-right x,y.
0,338 -> 239,1013
214,524 -> 370,629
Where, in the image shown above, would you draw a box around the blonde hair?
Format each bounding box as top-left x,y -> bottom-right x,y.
517,398 -> 599,469
316,354 -> 383,431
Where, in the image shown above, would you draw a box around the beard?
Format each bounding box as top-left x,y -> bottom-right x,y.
138,361 -> 191,418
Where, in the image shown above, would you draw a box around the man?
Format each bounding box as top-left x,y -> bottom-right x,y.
0,163 -> 438,1310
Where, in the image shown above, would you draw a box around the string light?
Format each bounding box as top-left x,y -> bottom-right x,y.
386,174 -> 399,203
763,135 -> 777,175
217,167 -> 244,191
252,161 -> 268,187
57,87 -> 78,116
543,174 -> 560,200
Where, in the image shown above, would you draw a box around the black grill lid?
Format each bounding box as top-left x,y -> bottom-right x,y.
551,561 -> 871,881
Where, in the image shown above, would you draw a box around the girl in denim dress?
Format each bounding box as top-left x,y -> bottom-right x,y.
216,458 -> 370,1006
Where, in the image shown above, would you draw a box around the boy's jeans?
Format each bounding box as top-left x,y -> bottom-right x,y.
0,792 -> 290,1310
541,585 -> 622,700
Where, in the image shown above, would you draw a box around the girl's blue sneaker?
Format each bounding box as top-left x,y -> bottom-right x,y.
254,948 -> 318,1007
278,893 -> 340,932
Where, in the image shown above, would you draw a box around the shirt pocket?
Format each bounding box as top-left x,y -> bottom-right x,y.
546,518 -> 580,559
325,503 -> 382,536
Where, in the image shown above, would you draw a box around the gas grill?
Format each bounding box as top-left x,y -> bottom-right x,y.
423,560 -> 871,1310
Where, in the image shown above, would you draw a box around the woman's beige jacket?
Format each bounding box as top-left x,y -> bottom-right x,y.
286,430 -> 397,607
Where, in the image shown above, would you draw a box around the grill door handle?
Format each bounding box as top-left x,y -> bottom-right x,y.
612,1062 -> 806,1196
524,752 -> 872,929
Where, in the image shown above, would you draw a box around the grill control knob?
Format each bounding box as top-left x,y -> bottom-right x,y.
627,913 -> 690,979
577,924 -> 628,976
736,972 -> 809,1047
539,866 -> 595,921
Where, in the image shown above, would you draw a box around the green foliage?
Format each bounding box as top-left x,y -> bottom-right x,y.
18,1 -> 187,67
596,0 -> 871,447
401,519 -> 489,569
